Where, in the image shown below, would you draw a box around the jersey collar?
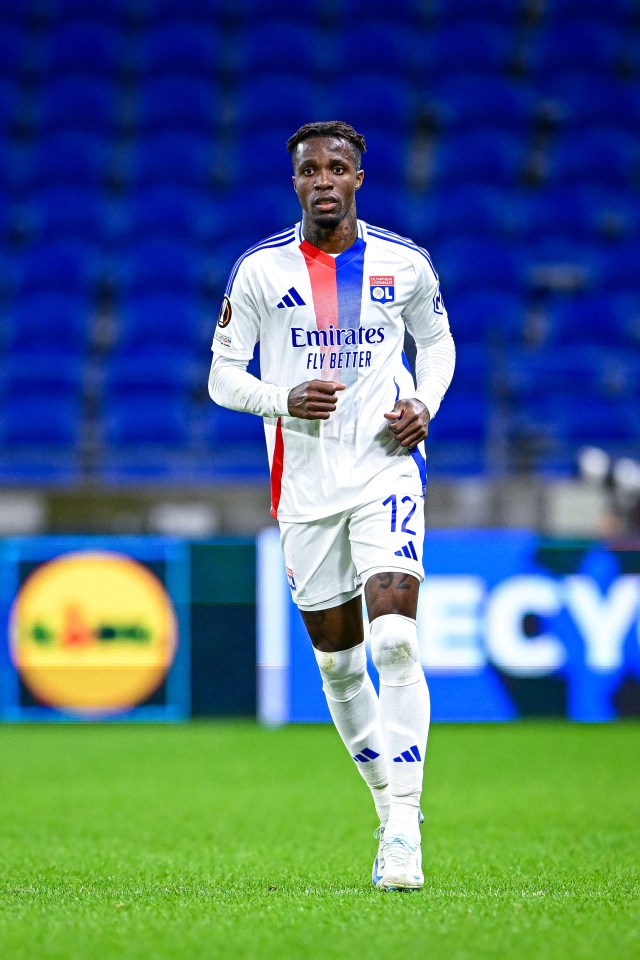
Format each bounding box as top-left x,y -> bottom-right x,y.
298,222 -> 366,270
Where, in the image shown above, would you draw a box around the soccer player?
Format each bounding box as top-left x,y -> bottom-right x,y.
209,121 -> 455,891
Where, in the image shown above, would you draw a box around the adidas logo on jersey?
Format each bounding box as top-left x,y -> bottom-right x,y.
277,286 -> 306,308
395,541 -> 418,560
393,745 -> 422,763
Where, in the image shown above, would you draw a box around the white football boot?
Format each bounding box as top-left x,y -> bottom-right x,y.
371,823 -> 385,887
378,810 -> 424,892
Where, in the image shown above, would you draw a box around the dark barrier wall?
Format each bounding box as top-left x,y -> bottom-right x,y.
4,534 -> 640,722
257,528 -> 640,724
0,536 -> 257,720
189,540 -> 256,716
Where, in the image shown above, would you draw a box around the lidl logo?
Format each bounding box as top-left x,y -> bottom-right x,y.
9,551 -> 178,715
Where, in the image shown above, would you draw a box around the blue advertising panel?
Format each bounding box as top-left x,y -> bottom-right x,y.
0,536 -> 191,721
256,528 -> 640,723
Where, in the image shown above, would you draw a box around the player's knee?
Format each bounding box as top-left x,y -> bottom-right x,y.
370,614 -> 422,686
314,642 -> 367,702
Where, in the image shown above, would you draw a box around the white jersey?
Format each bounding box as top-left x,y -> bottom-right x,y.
211,220 -> 453,523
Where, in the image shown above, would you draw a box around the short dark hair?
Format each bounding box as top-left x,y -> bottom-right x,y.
286,121 -> 367,170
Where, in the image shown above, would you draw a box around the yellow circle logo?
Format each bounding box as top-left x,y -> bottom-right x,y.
9,551 -> 178,714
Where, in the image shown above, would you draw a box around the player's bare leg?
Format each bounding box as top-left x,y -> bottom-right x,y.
364,572 -> 429,891
301,597 -> 392,857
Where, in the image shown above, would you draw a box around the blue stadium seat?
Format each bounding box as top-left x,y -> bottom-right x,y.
330,75 -> 414,135
0,80 -> 19,138
197,405 -> 269,480
22,132 -> 109,189
443,289 -> 525,344
136,75 -> 219,134
235,76 -> 319,134
138,21 -> 218,76
604,241 -> 640,288
433,238 -> 525,293
357,187 -> 418,241
527,184 -> 640,240
2,353 -> 85,401
546,0 -> 633,19
531,22 -> 623,75
103,395 -> 190,446
427,394 -> 488,443
205,405 -> 266,447
26,185 -> 110,244
528,238 -> 603,290
541,73 -> 640,131
38,76 -> 119,135
340,0 -> 419,18
114,290 -> 203,357
612,292 -> 640,344
103,354 -> 194,394
523,187 -> 601,242
339,22 -> 422,79
512,394 -> 638,447
427,21 -> 515,75
128,131 -> 214,186
0,394 -> 83,447
0,24 -> 26,82
239,0 -> 325,21
447,342 -> 489,392
141,0 -> 221,19
430,0 -> 520,22
118,238 -> 202,294
38,0 -> 128,24
4,292 -> 92,355
426,185 -> 524,240
44,22 -> 122,77
211,187 -> 300,242
0,355 -> 84,451
548,298 -> 626,350
503,345 -> 612,396
431,73 -> 534,132
17,241 -> 100,295
549,128 -> 639,187
123,184 -> 213,242
237,21 -> 321,76
355,130 -> 411,190
227,127 -> 303,189
434,130 -> 527,186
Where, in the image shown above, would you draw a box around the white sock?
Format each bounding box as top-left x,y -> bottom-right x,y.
370,614 -> 430,841
314,642 -> 390,824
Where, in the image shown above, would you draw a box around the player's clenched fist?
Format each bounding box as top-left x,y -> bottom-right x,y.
385,398 -> 431,447
287,380 -> 346,420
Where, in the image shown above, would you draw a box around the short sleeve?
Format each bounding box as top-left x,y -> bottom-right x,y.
211,258 -> 261,361
402,254 -> 451,347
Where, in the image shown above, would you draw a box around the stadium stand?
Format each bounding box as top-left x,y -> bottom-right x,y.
1,0 -> 640,486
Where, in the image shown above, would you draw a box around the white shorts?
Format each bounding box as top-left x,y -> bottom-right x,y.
279,487 -> 425,611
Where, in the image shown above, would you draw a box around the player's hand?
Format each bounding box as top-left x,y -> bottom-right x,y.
384,398 -> 430,447
287,380 -> 346,420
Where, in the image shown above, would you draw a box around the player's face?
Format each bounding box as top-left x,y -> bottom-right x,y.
292,137 -> 364,230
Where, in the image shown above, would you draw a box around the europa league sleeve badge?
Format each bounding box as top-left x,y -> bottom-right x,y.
217,296 -> 232,328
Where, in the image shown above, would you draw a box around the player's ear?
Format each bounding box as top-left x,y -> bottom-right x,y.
355,169 -> 364,190
292,175 -> 298,193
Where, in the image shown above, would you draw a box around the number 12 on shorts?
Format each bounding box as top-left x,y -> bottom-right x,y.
383,494 -> 417,536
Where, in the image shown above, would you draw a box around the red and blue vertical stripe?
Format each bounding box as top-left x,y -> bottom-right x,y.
270,238 -> 366,518
300,237 -> 366,385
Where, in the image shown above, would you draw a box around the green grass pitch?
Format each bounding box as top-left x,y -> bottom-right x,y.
0,721 -> 637,960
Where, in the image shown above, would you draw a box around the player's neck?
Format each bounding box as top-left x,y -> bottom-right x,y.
301,210 -> 359,254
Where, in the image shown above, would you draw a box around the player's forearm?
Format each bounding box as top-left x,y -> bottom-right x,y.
208,354 -> 290,417
413,331 -> 456,420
